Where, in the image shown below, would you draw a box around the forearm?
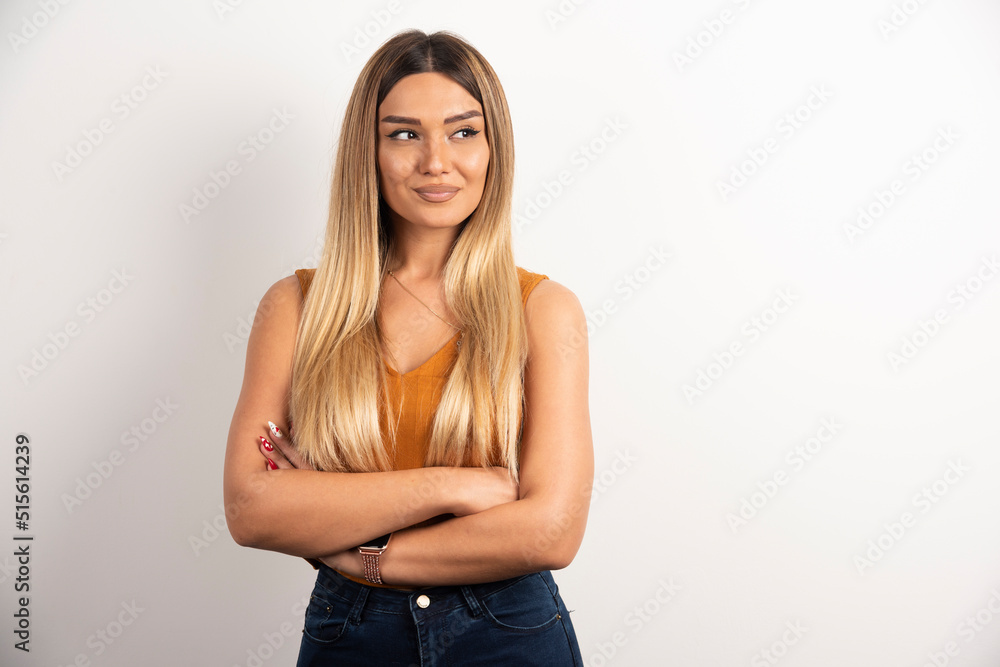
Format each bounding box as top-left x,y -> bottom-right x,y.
371,493 -> 590,586
224,466 -> 458,557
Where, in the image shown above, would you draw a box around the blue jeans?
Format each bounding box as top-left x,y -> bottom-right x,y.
296,563 -> 584,666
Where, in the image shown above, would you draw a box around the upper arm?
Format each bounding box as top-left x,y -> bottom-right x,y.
517,279 -> 594,562
223,275 -> 304,538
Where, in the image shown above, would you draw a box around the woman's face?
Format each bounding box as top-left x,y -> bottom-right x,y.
377,72 -> 489,233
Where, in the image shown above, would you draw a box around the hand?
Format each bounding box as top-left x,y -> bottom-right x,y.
257,420 -> 315,471
452,467 -> 519,516
318,549 -> 360,576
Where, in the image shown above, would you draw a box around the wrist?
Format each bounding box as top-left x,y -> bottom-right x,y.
319,550 -> 357,574
372,527 -> 410,585
420,466 -> 465,516
358,532 -> 392,584
442,466 -> 472,516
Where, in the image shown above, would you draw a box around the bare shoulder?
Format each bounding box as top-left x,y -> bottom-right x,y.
524,278 -> 588,360
258,275 -> 305,320
526,278 -> 584,320
243,275 -> 305,378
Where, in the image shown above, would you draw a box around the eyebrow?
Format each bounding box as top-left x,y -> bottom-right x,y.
380,110 -> 483,126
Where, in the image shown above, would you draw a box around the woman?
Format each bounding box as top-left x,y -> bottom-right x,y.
223,29 -> 593,665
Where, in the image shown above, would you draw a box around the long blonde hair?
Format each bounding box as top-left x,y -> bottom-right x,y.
289,30 -> 526,479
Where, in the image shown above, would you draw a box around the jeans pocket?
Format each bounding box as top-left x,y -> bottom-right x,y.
478,573 -> 562,633
302,583 -> 352,645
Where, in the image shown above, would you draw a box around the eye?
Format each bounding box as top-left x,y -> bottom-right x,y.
386,129 -> 418,140
454,127 -> 481,139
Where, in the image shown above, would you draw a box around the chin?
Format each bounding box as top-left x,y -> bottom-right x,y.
404,207 -> 476,229
415,215 -> 470,229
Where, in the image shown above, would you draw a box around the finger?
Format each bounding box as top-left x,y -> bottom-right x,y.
278,444 -> 311,470
267,419 -> 314,471
267,420 -> 285,440
275,438 -> 312,471
258,436 -> 295,470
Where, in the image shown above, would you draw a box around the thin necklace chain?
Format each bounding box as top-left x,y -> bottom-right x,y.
387,270 -> 463,333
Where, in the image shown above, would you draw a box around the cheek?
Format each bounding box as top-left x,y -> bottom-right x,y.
377,150 -> 409,189
467,147 -> 490,186
377,155 -> 401,210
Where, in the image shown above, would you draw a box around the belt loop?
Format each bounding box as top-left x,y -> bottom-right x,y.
348,585 -> 370,625
460,586 -> 483,618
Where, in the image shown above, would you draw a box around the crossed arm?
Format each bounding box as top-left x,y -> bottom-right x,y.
222,274 -> 594,587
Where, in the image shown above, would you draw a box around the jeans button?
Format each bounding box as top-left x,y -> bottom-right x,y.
416,594 -> 430,609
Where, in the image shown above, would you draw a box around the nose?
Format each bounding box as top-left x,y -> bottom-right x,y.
419,134 -> 451,176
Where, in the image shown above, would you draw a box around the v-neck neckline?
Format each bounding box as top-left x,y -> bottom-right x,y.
383,330 -> 462,377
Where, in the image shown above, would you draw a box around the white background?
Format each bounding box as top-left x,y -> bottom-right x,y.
3,1 -> 1000,665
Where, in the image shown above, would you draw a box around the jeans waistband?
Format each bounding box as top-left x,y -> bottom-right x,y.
313,563 -> 552,618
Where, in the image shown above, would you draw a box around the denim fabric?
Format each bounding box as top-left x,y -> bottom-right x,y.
296,563 -> 583,666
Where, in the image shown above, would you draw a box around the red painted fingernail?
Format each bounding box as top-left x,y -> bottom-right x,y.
268,421 -> 283,439
259,436 -> 273,452
266,458 -> 277,470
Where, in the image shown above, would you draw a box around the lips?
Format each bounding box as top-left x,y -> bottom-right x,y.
414,184 -> 459,202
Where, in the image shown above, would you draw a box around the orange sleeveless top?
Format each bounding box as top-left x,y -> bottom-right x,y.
293,266 -> 548,585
